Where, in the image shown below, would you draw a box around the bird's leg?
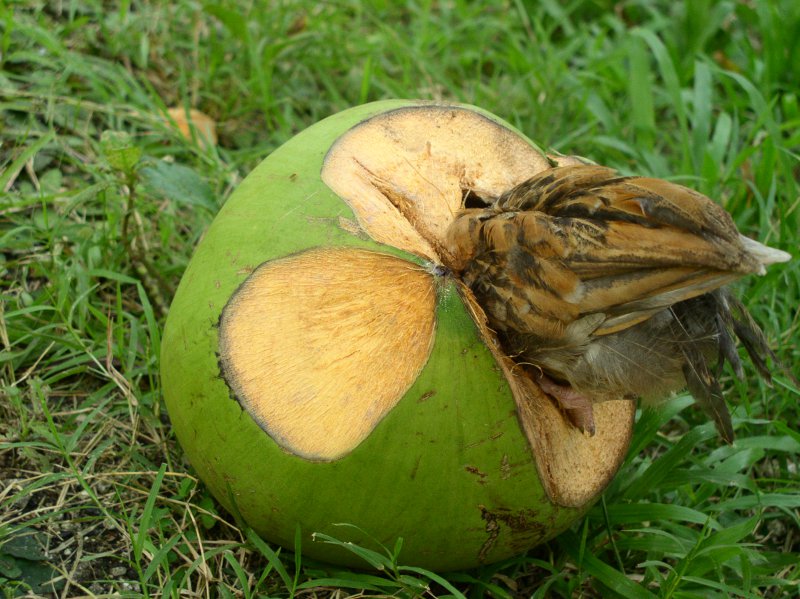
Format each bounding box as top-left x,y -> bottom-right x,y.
534,372 -> 596,436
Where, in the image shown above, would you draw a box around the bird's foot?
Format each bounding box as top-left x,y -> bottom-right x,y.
534,372 -> 596,436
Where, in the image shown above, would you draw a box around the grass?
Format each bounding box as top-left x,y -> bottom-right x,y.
1,0 -> 798,596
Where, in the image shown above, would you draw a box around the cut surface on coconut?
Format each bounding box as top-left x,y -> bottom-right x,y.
218,247 -> 436,461
322,105 -> 556,268
517,381 -> 635,507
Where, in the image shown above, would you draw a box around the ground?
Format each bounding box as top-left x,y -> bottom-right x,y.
1,1 -> 799,597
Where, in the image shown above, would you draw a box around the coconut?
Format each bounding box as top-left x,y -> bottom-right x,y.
161,100 -> 635,571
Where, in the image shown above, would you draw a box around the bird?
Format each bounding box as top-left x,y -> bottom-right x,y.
445,164 -> 792,442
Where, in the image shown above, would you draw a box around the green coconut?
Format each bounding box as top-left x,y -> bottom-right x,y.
161,100 -> 635,571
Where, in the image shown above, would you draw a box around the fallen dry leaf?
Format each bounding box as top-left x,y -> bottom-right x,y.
166,107 -> 218,149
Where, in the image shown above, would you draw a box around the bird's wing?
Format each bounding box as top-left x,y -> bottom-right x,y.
448,165 -> 789,339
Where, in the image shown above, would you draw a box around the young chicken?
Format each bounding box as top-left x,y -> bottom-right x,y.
446,164 -> 791,441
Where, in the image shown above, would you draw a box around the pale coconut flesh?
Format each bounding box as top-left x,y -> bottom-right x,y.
218,248 -> 436,461
216,105 -> 635,507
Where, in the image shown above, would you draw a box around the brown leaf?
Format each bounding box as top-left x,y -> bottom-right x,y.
166,107 -> 218,149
